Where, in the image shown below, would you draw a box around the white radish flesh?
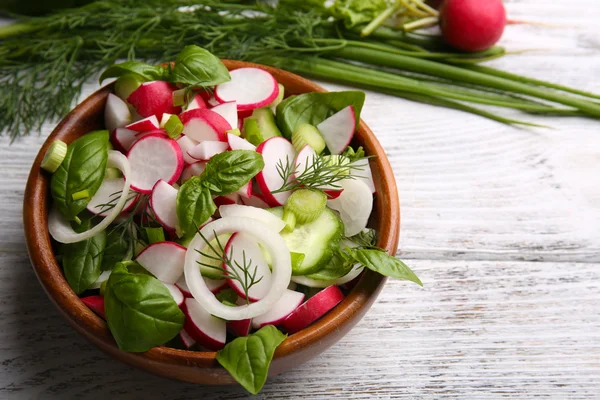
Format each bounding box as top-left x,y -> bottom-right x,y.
127,80 -> 181,119
214,193 -> 241,207
211,102 -> 238,132
224,233 -> 272,302
252,289 -> 305,329
184,94 -> 207,111
215,68 -> 279,111
179,329 -> 196,349
175,274 -> 192,297
241,194 -> 270,209
327,178 -> 373,237
280,285 -> 345,334
105,93 -> 132,133
317,106 -> 356,155
219,204 -> 285,232
236,182 -> 252,199
294,144 -> 316,180
351,159 -> 376,194
89,270 -> 111,289
181,161 -> 206,182
127,134 -> 184,193
188,140 -> 229,161
176,135 -> 199,165
163,283 -> 184,306
111,128 -> 139,152
136,242 -> 186,284
255,137 -> 296,206
182,298 -> 226,350
227,133 -> 256,151
125,115 -> 160,132
86,178 -> 138,217
180,108 -> 230,142
150,180 -> 179,231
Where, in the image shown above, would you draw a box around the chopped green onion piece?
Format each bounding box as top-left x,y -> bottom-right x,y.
226,128 -> 241,137
242,117 -> 264,146
73,216 -> 82,225
104,167 -> 122,179
40,140 -> 67,173
100,280 -> 107,297
172,89 -> 187,107
135,241 -> 147,257
291,123 -> 326,154
282,209 -> 296,232
160,113 -> 173,128
284,189 -> 327,224
164,114 -> 183,139
290,252 -> 305,271
145,227 -> 165,244
269,83 -> 285,114
72,190 -> 90,201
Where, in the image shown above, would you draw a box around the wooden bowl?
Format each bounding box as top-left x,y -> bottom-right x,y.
23,60 -> 400,384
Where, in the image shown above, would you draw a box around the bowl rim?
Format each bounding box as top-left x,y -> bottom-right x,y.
23,60 -> 400,372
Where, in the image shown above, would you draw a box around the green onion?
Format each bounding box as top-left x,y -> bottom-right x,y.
172,89 -> 187,107
145,227 -> 165,244
72,190 -> 90,201
284,189 -> 327,224
164,114 -> 183,139
291,123 -> 326,154
40,140 -> 67,173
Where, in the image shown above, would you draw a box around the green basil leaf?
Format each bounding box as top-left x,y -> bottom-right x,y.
170,45 -> 231,86
347,249 -> 422,286
62,219 -> 106,294
341,146 -> 366,162
201,150 -> 264,195
176,176 -> 216,235
50,130 -> 109,219
216,325 -> 287,394
104,267 -> 184,352
305,252 -> 353,281
276,91 -> 365,139
216,288 -> 238,305
101,228 -> 130,271
99,61 -> 169,83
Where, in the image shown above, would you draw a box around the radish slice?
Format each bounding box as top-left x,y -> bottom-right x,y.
184,217 -> 292,320
294,144 -> 316,179
351,159 -> 376,194
188,140 -> 229,161
324,189 -> 343,199
163,283 -> 184,306
86,177 -> 138,217
281,285 -> 345,334
150,180 -> 179,231
184,94 -> 207,112
182,298 -> 226,350
49,151 -> 131,244
291,264 -> 364,288
134,128 -> 166,137
211,102 -> 238,131
111,128 -> 138,152
181,161 -> 206,182
127,134 -> 184,193
179,329 -> 196,349
236,182 -> 252,199
214,193 -> 241,207
205,277 -> 228,293
252,289 -> 305,329
224,233 -> 272,302
105,93 -> 132,133
81,296 -> 105,319
255,137 -> 296,206
227,318 -> 252,337
317,106 -> 356,155
127,80 -> 181,119
227,133 -> 256,151
180,108 -> 230,142
176,135 -> 199,165
126,115 -> 160,132
241,193 -> 270,209
136,242 -> 186,284
327,179 -> 373,237
215,68 -> 279,111
176,275 -> 192,297
219,204 -> 285,233
89,270 -> 111,289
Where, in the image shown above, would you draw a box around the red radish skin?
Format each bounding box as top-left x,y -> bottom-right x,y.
111,128 -> 138,152
324,189 -> 343,200
317,106 -> 356,155
81,296 -> 105,319
181,161 -> 206,182
227,318 -> 252,337
136,241 -> 187,284
281,285 -> 345,334
105,93 -> 132,133
252,289 -> 305,329
215,68 -> 280,111
179,329 -> 196,349
180,108 -> 231,143
127,134 -> 184,193
440,0 -> 507,52
150,180 -> 179,231
236,182 -> 252,199
188,140 -> 229,161
134,129 -> 166,137
256,137 -> 296,206
210,102 -> 238,131
241,193 -> 270,209
126,115 -> 160,132
182,298 -> 226,351
176,135 -> 200,165
213,193 -> 241,207
127,81 -> 181,119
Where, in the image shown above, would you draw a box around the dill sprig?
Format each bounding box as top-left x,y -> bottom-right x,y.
346,228 -> 381,250
194,229 -> 263,304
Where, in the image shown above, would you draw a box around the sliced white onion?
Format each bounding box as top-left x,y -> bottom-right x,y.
184,217 -> 291,320
291,264 -> 364,288
218,204 -> 286,233
49,151 -> 132,244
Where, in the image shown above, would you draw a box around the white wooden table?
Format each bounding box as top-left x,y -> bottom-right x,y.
1,1 -> 599,398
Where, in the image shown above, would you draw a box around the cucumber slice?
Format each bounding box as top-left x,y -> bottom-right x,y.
242,117 -> 263,146
268,207 -> 344,275
252,108 -> 282,141
291,124 -> 326,154
284,189 -> 327,224
269,84 -> 285,114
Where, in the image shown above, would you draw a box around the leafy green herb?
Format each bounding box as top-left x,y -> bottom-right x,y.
201,150 -> 265,195
170,45 -> 231,87
99,61 -> 168,83
346,248 -> 422,286
216,288 -> 239,306
341,146 -> 366,162
276,91 -> 365,139
347,228 -> 379,250
50,130 -> 109,219
216,325 -> 287,395
104,263 -> 184,352
100,228 -> 130,271
62,218 -> 106,294
305,252 -> 354,281
176,177 -> 216,235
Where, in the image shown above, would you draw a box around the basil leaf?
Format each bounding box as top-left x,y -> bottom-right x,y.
99,61 -> 169,83
176,176 -> 216,235
170,45 -> 231,87
306,252 -> 353,281
62,219 -> 106,294
347,249 -> 422,286
341,146 -> 366,162
50,130 -> 109,219
216,325 -> 287,394
216,288 -> 238,305
201,150 -> 264,195
101,228 -> 130,271
104,265 -> 184,352
276,91 -> 365,139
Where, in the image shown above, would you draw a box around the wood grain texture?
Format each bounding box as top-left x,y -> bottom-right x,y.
1,0 -> 600,398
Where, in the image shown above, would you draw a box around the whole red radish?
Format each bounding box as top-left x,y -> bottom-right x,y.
440,0 -> 507,52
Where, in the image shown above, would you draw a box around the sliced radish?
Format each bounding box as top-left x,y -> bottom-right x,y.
182,298 -> 226,351
127,80 -> 181,119
89,270 -> 111,289
181,161 -> 206,182
127,134 -> 184,193
150,180 -> 179,231
211,102 -> 238,131
180,108 -> 230,143
228,318 -> 252,337
280,285 -> 345,334
224,233 -> 272,302
215,68 -> 279,111
291,264 -> 364,288
81,296 -> 105,319
227,133 -> 256,151
351,159 -> 376,194
236,182 -> 252,199
159,113 -> 173,129
205,277 -> 228,293
105,93 -> 132,133
136,241 -> 186,284
176,135 -> 199,165
135,129 -> 167,137
255,137 -> 296,206
241,193 -> 270,209
179,329 -> 196,349
86,177 -> 138,217
176,274 -> 192,297
327,178 -> 373,237
316,106 -> 356,155
111,128 -> 139,152
324,189 -> 344,199
125,115 -> 160,132
252,289 -> 305,329
214,193 -> 241,207
163,283 -> 184,306
219,204 -> 285,233
294,144 -> 316,179
188,140 -> 229,161
184,94 -> 207,111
